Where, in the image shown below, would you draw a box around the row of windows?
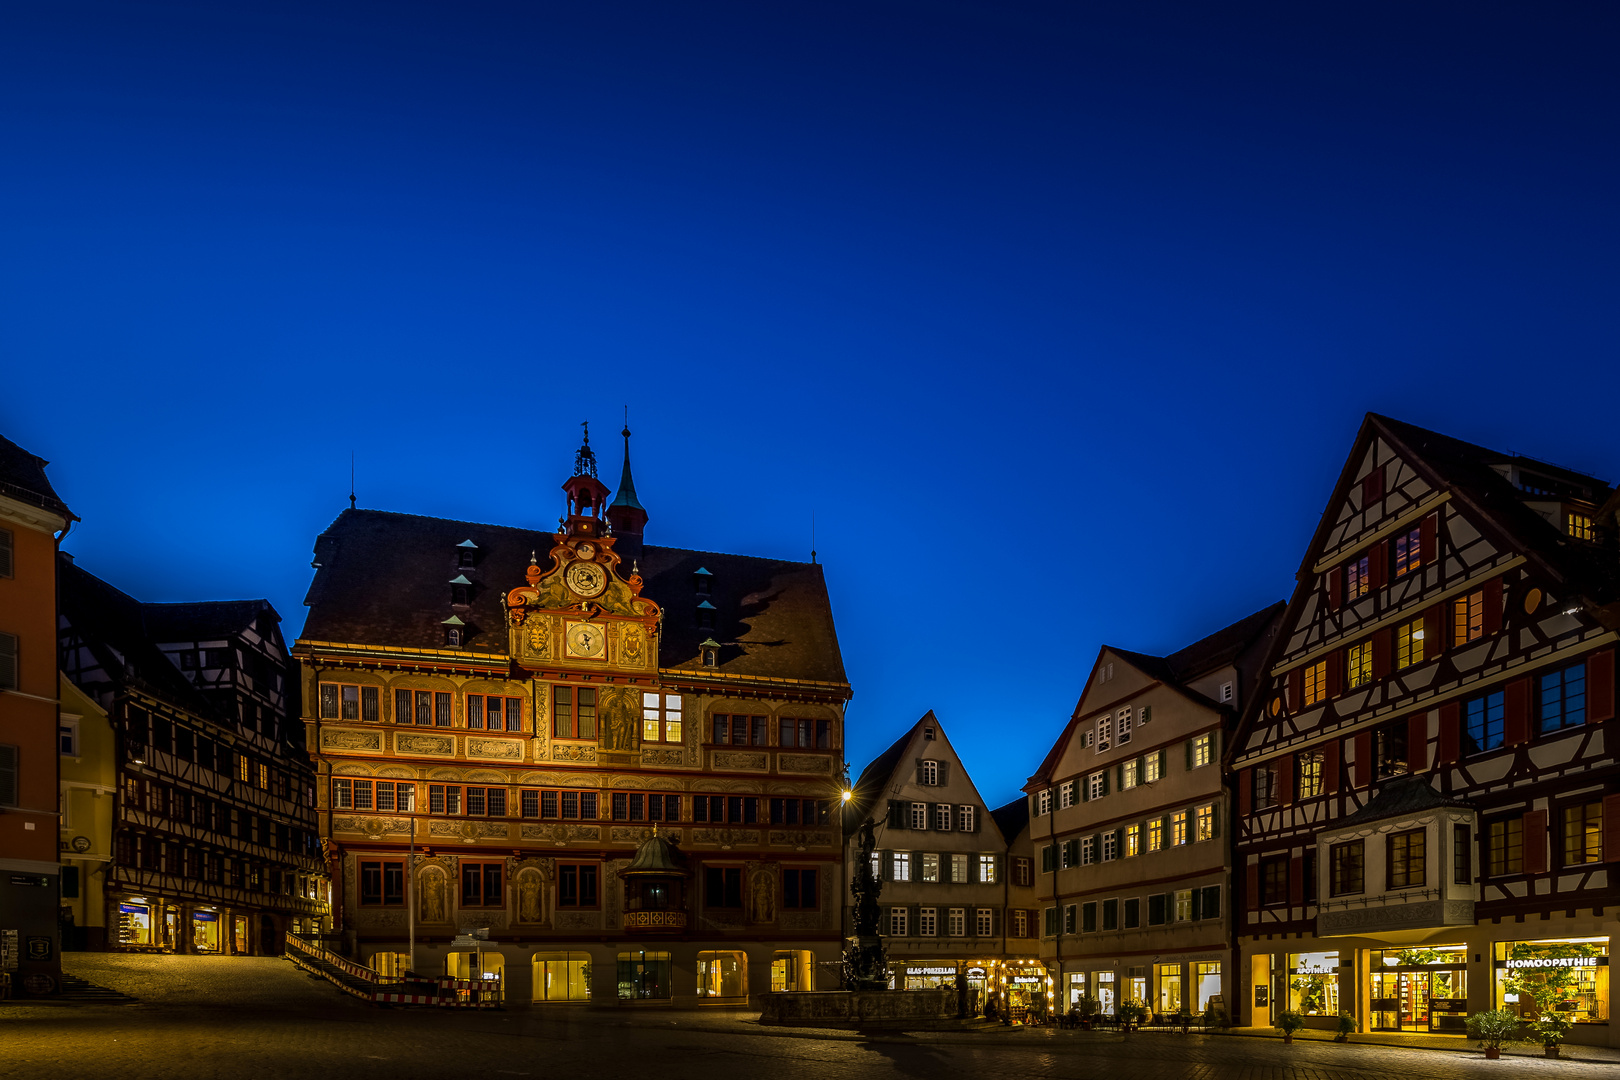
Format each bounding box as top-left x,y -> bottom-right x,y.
875,851 -> 1000,884
126,707 -> 294,798
710,714 -> 832,749
886,906 -> 1007,938
124,778 -> 316,851
357,859 -> 600,909
1033,737 -> 1210,816
116,834 -> 319,897
703,867 -> 820,910
330,779 -> 829,826
1043,886 -> 1222,935
1041,804 -> 1219,870
888,801 -> 978,832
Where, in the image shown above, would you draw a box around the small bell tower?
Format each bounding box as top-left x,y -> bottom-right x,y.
562,422 -> 611,540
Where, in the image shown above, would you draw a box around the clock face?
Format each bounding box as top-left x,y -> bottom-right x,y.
575,542 -> 596,560
566,560 -> 607,598
565,621 -> 606,659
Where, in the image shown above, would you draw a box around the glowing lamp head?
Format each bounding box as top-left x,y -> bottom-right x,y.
841,790 -> 853,802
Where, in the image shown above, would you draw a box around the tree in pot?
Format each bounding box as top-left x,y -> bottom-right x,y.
1466,1008 -> 1522,1059
1077,993 -> 1100,1031
1278,1010 -> 1306,1043
1118,999 -> 1147,1035
1334,1012 -> 1356,1043
1503,941 -> 1596,1059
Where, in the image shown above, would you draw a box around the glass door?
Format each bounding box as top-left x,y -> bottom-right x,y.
1371,972 -> 1401,1030
1399,972 -> 1431,1030
1428,969 -> 1468,1032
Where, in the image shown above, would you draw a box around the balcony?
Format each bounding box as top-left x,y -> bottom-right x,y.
623,910 -> 686,932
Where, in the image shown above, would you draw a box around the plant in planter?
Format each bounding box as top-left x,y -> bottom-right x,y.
1334,1012 -> 1356,1043
1503,941 -> 1596,1058
1118,999 -> 1147,1034
1530,1010 -> 1573,1059
1278,1010 -> 1306,1043
1177,1003 -> 1193,1034
1466,1008 -> 1522,1059
1076,994 -> 1100,1031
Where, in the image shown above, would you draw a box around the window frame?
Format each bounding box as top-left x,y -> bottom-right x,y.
459,860 -> 506,908
1387,828 -> 1426,889
552,685 -> 598,740
641,692 -> 684,744
467,693 -> 526,733
1329,840 -> 1364,896
557,863 -> 600,908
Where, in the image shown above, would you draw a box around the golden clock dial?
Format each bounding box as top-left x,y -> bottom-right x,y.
565,621 -> 605,659
566,560 -> 607,598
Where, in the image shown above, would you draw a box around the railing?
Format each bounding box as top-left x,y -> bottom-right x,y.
623,911 -> 687,930
283,933 -> 502,1008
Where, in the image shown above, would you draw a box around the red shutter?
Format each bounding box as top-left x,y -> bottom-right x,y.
1589,648 -> 1615,724
1420,512 -> 1438,565
1326,650 -> 1344,699
1362,468 -> 1385,506
1328,568 -> 1343,612
1369,542 -> 1388,588
1288,856 -> 1304,906
1354,731 -> 1373,788
1406,712 -> 1427,773
1505,678 -> 1531,745
1322,739 -> 1341,794
1483,577 -> 1503,635
1287,668 -> 1304,713
1238,768 -> 1253,816
1246,862 -> 1260,911
1425,603 -> 1447,655
1278,757 -> 1295,807
1523,809 -> 1548,875
1603,795 -> 1620,864
1437,702 -> 1460,764
1372,628 -> 1392,679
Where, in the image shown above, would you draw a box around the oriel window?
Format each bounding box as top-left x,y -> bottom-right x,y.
1387,828 -> 1426,889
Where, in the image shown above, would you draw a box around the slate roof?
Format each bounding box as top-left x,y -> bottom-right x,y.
141,599 -> 279,644
0,433 -> 74,519
299,508 -> 847,684
1332,774 -> 1473,828
990,796 -> 1031,846
845,712 -> 931,825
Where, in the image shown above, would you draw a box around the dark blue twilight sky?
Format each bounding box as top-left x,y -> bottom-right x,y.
4,2 -> 1618,806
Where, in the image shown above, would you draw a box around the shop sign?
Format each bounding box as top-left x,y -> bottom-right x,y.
194,912 -> 219,923
1,930 -> 17,971
9,875 -> 48,887
1502,956 -> 1602,970
966,967 -> 987,978
906,965 -> 958,976
1010,976 -> 1042,985
26,936 -> 54,962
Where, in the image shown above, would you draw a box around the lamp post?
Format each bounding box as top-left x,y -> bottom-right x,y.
405,788 -> 416,976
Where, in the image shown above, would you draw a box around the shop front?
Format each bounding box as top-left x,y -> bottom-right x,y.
115,899 -> 156,949
901,962 -> 959,990
1281,951 -> 1341,1020
232,915 -> 249,955
696,950 -> 747,1002
1495,938 -> 1609,1026
1003,963 -> 1048,1021
190,910 -> 222,954
1371,945 -> 1468,1033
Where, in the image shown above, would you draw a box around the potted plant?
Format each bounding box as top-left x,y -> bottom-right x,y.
1077,993 -> 1099,1031
1119,999 -> 1147,1034
1504,941 -> 1595,1058
1278,1010 -> 1306,1043
1466,1008 -> 1521,1059
1531,1010 -> 1573,1059
1334,1012 -> 1356,1043
1177,1003 -> 1193,1034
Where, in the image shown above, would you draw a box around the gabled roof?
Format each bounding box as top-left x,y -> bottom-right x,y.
141,599 -> 280,644
1331,775 -> 1472,829
59,557 -> 221,718
0,433 -> 74,519
300,508 -> 847,683
1026,603 -> 1285,788
846,711 -> 933,825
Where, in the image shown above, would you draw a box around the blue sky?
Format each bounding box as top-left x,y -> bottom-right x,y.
4,1 -> 1618,807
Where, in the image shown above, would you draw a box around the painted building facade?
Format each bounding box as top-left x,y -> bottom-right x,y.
0,435 -> 74,996
1229,415 -> 1620,1046
1025,606 -> 1281,1020
59,562 -> 328,957
845,711 -> 1041,1013
296,428 -> 850,1005
59,674 -> 116,952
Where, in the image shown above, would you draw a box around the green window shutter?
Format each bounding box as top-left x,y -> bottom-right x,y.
1185,739 -> 1194,771
1136,754 -> 1146,782
1211,804 -> 1221,838
1081,778 -> 1090,802
1116,764 -> 1124,789
883,852 -> 894,880
1191,888 -> 1203,921
1158,749 -> 1167,777
1101,770 -> 1110,796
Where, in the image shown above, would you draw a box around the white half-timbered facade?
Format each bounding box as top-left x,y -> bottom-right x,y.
1229,415 -> 1620,1045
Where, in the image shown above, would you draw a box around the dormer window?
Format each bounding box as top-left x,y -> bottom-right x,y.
697,600 -> 716,630
694,567 -> 712,597
442,615 -> 466,647
449,574 -> 472,606
457,539 -> 478,567
700,637 -> 719,668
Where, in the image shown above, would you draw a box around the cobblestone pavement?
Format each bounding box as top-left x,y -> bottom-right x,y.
0,955 -> 1614,1080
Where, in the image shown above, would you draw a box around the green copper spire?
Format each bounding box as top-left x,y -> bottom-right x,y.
610,422 -> 644,512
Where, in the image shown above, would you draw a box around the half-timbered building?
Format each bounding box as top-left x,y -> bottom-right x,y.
1026,605 -> 1281,1021
1229,415 -> 1620,1046
844,712 -> 1041,1013
59,560 -> 328,957
297,427 -> 850,1005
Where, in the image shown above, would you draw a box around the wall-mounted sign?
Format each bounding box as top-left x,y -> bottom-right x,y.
905,965 -> 958,976
1254,986 -> 1269,1008
1502,956 -> 1601,969
71,835 -> 92,854
966,967 -> 987,978
9,875 -> 48,887
25,936 -> 53,962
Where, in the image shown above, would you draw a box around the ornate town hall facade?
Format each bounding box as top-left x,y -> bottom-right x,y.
296,428 -> 850,1005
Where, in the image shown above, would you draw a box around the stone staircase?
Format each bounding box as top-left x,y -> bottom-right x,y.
56,974 -> 138,1004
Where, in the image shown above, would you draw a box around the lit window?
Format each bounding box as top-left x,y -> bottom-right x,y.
642,693 -> 683,743
1195,804 -> 1215,842
892,853 -> 911,882
1125,823 -> 1140,857
1147,818 -> 1163,852
1144,753 -> 1162,783
1396,619 -> 1425,669
1303,661 -> 1327,706
1296,752 -> 1323,799
1453,590 -> 1486,644
1190,734 -> 1212,768
1393,527 -> 1423,577
1487,817 -> 1522,876
978,855 -> 997,883
1171,810 -> 1188,846
1122,760 -> 1139,789
1347,642 -> 1373,689
920,854 -> 940,882
1175,889 -> 1192,922
1567,513 -> 1594,541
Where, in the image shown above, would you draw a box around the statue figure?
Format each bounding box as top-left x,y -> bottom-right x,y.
518,872 -> 542,923
844,819 -> 889,990
420,869 -> 446,924
598,686 -> 639,752
751,868 -> 776,923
